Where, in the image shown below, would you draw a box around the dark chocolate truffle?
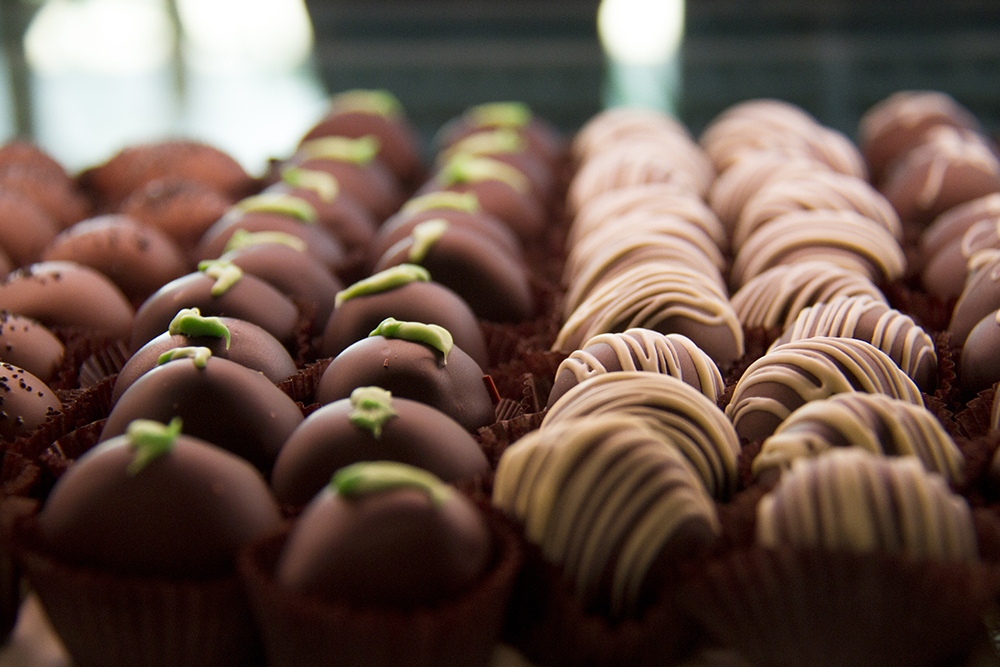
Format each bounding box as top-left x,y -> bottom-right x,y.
0,362 -> 60,441
316,318 -> 495,432
271,386 -> 490,507
0,189 -> 59,267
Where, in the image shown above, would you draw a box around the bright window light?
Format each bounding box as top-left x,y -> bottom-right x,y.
598,0 -> 685,65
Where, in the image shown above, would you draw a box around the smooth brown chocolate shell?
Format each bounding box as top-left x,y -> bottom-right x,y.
288,153 -> 406,222
100,355 -> 304,474
263,180 -> 380,254
316,336 -> 496,432
119,177 -> 234,250
0,189 -> 61,267
270,396 -> 491,507
129,270 -> 299,351
415,178 -> 547,244
0,311 -> 64,383
0,362 -> 60,441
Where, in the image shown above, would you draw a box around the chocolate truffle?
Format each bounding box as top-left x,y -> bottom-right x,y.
543,372 -> 741,500
434,101 -> 564,169
129,260 -> 299,351
570,106 -> 691,166
0,261 -> 134,340
40,214 -> 188,304
493,414 -> 719,616
371,218 -> 535,323
947,250 -> 1000,346
36,417 -> 282,577
919,193 -> 1000,299
0,311 -> 64,383
119,177 -> 234,250
271,386 -> 490,507
275,460 -> 493,608
0,189 -> 59,267
100,351 -> 304,474
957,307 -> 1000,396
316,318 -> 495,433
112,308 -> 297,403
437,128 -> 556,203
547,328 -> 724,408
0,362 -> 60,441
320,264 -> 488,370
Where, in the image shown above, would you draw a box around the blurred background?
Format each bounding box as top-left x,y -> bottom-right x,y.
0,0 -> 997,177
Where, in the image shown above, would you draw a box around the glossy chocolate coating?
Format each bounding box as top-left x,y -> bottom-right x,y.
120,177 -> 233,250
316,335 -> 495,432
129,270 -> 299,351
0,261 -> 134,340
948,251 -> 1000,347
40,214 -> 188,303
263,179 -> 379,254
320,279 -> 488,370
276,480 -> 492,607
434,103 -> 564,168
36,429 -> 282,577
0,312 -> 64,382
0,189 -> 59,266
101,355 -> 304,474
372,223 -> 534,323
0,362 -> 60,441
958,309 -> 1000,395
271,394 -> 490,506
112,317 -> 297,403
290,150 -> 405,222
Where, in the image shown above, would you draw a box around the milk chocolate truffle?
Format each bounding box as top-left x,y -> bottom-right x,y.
547,329 -> 724,408
370,191 -> 523,267
947,250 -> 1000,346
276,461 -> 493,608
372,219 -> 534,323
570,106 -> 691,166
119,177 -> 234,250
37,417 -> 282,577
0,362 -> 60,441
271,386 -> 490,507
0,311 -> 64,383
316,318 -> 495,433
438,128 -> 556,203
320,265 -> 488,370
267,166 -> 380,255
288,135 -> 406,221
129,260 -> 299,351
772,295 -> 937,391
101,351 -> 304,474
299,89 -> 424,185
493,414 -> 720,616
725,337 -> 924,444
417,154 -> 547,243
434,101 -> 564,169
40,214 -> 188,303
956,308 -> 1000,396
543,372 -> 741,500
750,393 -> 965,486
0,141 -> 90,228
0,190 -> 59,266
919,193 -> 1000,298
79,139 -> 254,211
112,308 -> 297,403
194,192 -> 347,273
0,261 -> 134,340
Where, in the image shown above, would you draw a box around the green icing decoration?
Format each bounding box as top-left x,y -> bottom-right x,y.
446,128 -> 525,159
198,259 -> 243,297
468,102 -> 532,128
331,89 -> 403,118
407,219 -> 449,264
235,193 -> 316,223
223,228 -> 308,254
330,460 -> 452,506
369,317 -> 453,364
156,346 -> 213,368
168,308 -> 231,350
437,154 -> 529,194
334,264 -> 431,308
401,191 -> 480,215
348,386 -> 397,438
298,135 -> 380,166
281,166 -> 340,202
126,417 -> 182,475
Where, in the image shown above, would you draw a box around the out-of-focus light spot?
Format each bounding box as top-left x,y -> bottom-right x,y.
175,0 -> 315,73
24,0 -> 174,76
598,0 -> 685,65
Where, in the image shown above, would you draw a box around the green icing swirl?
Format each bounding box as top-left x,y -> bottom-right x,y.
168,308 -> 231,350
468,102 -> 532,128
223,229 -> 308,254
446,128 -> 526,158
298,135 -> 380,166
281,166 -> 340,202
330,89 -> 403,118
437,154 -> 529,194
235,193 -> 316,223
334,264 -> 431,308
156,346 -> 213,368
330,460 -> 452,506
401,191 -> 480,215
369,317 -> 453,364
198,259 -> 243,297
407,219 -> 448,263
348,386 -> 397,438
126,417 -> 182,475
